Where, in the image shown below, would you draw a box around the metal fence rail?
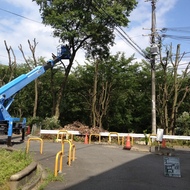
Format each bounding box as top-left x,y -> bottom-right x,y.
40,130 -> 190,141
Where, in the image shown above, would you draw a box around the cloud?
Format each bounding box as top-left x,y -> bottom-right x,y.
110,0 -> 179,61
0,0 -> 180,66
156,0 -> 178,26
0,1 -> 60,64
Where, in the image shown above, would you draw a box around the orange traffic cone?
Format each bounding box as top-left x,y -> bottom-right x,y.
123,135 -> 131,150
26,126 -> 30,135
84,134 -> 88,144
162,139 -> 166,148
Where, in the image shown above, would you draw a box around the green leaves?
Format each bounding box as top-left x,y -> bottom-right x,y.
33,0 -> 137,57
69,53 -> 152,132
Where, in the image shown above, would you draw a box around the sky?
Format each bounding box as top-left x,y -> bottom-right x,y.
0,0 -> 190,70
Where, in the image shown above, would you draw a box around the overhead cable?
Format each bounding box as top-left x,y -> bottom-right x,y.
162,34 -> 190,41
92,0 -> 148,60
161,27 -> 190,33
0,7 -> 41,24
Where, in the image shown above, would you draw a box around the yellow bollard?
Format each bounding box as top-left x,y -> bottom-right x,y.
89,134 -> 101,144
56,130 -> 73,142
108,132 -> 120,145
61,140 -> 76,166
26,137 -> 43,154
54,151 -> 63,177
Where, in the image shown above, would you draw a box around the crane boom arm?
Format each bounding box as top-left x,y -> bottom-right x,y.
0,56 -> 61,101
0,45 -> 70,146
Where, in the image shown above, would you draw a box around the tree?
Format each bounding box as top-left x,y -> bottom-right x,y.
106,57 -> 152,132
9,64 -> 33,118
18,39 -> 44,117
33,0 -> 138,119
91,58 -> 112,129
176,112 -> 190,135
0,40 -> 17,85
157,44 -> 190,134
67,53 -> 152,132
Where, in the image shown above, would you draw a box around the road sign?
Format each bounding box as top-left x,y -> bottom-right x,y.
156,128 -> 164,141
164,156 -> 181,177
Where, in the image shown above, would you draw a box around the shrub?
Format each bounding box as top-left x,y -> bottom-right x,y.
27,116 -> 43,127
41,116 -> 61,130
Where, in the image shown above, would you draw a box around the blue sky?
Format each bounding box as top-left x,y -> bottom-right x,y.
164,0 -> 189,26
159,0 -> 190,44
0,0 -> 190,69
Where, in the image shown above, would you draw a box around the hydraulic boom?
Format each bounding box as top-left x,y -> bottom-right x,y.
0,45 -> 70,146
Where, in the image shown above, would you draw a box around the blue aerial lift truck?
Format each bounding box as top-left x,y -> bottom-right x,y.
0,45 -> 70,146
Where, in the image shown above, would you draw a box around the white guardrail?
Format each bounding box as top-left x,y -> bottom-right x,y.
40,130 -> 80,135
40,130 -> 190,141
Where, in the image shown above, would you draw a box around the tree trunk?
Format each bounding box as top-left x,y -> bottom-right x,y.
91,60 -> 98,127
54,59 -> 73,119
4,40 -> 17,82
33,79 -> 38,117
169,45 -> 180,134
19,39 -> 39,118
98,81 -> 110,130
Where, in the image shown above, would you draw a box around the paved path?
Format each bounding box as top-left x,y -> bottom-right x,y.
1,135 -> 190,190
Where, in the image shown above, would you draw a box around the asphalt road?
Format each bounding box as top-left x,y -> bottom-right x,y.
1,135 -> 190,190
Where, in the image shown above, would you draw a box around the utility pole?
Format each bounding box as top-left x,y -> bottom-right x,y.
147,0 -> 158,134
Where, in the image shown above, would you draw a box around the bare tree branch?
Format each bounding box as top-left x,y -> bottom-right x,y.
4,40 -> 17,82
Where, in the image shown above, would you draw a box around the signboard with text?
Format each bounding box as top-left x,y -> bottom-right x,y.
164,156 -> 181,177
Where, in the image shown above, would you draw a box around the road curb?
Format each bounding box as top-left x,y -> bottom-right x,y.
9,161 -> 43,190
1,147 -> 46,190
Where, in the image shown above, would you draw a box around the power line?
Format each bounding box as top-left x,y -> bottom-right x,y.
0,7 -> 42,24
1,4 -> 149,60
161,27 -> 190,33
92,1 -> 148,60
115,27 -> 148,59
162,34 -> 190,41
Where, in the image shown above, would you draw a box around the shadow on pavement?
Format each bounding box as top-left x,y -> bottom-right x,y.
1,140 -> 190,190
0,134 -> 25,145
42,143 -> 190,190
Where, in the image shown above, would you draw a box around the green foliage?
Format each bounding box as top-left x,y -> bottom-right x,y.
67,53 -> 152,132
2,44 -> 190,134
8,64 -> 33,118
143,130 -> 149,145
34,0 -> 137,59
37,168 -> 63,190
41,117 -> 61,130
0,149 -> 32,189
167,140 -> 190,147
176,112 -> 190,135
27,116 -> 43,126
0,64 -> 12,86
102,54 -> 151,132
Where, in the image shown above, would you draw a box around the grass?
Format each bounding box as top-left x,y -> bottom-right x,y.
37,168 -> 63,190
0,148 -> 63,190
0,148 -> 32,190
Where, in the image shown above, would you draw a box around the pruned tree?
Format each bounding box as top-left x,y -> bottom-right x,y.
18,39 -> 42,117
91,58 -> 112,129
33,0 -> 137,119
2,40 -> 17,83
157,44 -> 190,134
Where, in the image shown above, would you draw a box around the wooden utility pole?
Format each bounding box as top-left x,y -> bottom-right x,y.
147,0 -> 158,134
151,0 -> 157,135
